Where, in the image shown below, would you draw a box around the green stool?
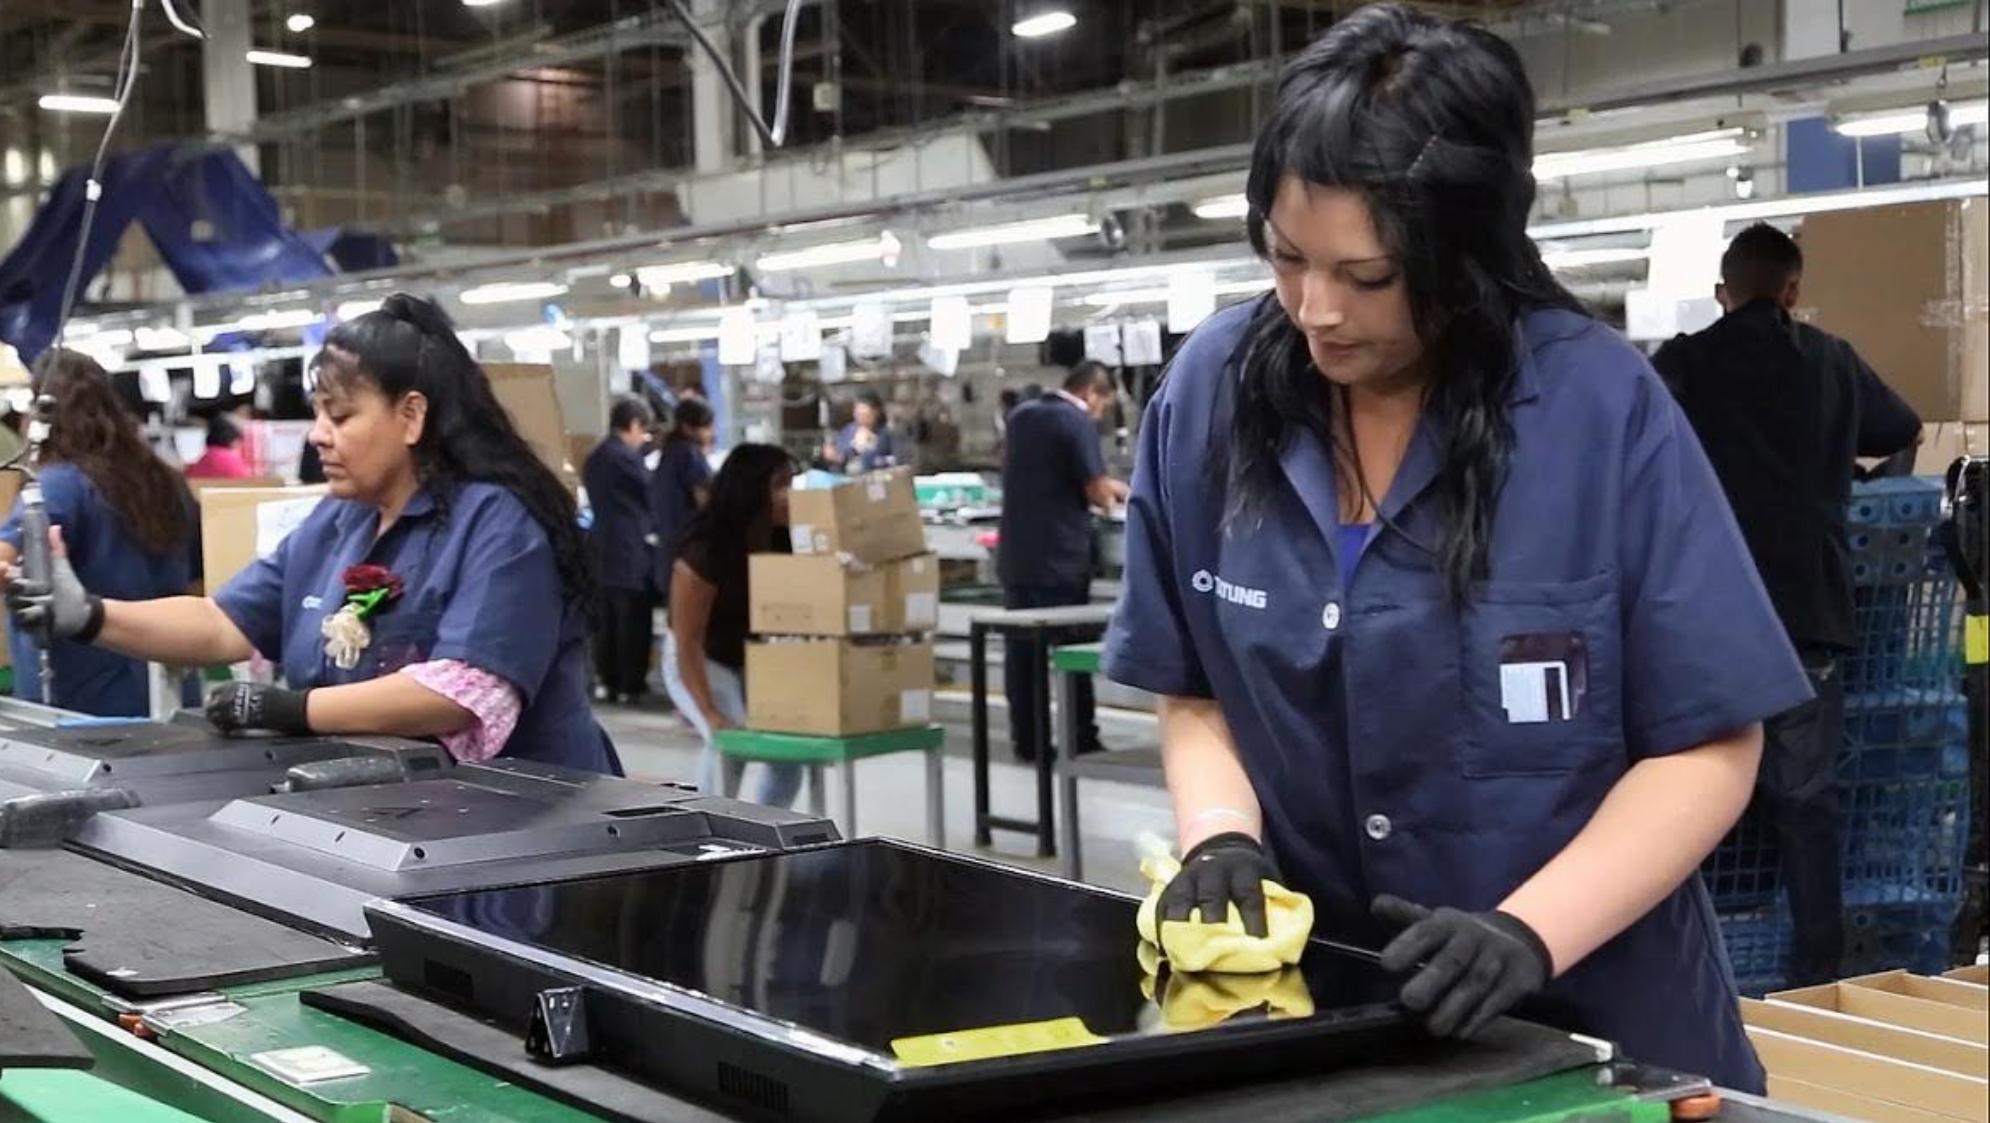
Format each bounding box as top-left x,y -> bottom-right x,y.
714,725 -> 947,846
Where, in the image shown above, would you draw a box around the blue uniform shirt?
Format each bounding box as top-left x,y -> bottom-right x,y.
1104,298 -> 1811,1090
214,482 -> 619,774
3,464 -> 199,716
834,423 -> 896,473
582,437 -> 652,593
997,393 -> 1108,590
648,438 -> 712,596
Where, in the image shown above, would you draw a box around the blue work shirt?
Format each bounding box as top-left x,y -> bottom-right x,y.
834,423 -> 896,473
3,464 -> 200,716
1104,298 -> 1811,1090
997,393 -> 1108,590
214,481 -> 620,774
582,437 -> 652,594
648,438 -> 711,596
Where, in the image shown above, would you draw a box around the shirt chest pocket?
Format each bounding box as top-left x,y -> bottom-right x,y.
1458,570 -> 1623,778
358,607 -> 444,677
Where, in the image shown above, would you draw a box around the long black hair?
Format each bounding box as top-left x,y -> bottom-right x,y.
37,348 -> 192,556
312,293 -> 592,606
664,397 -> 713,444
1231,3 -> 1578,598
677,443 -> 794,573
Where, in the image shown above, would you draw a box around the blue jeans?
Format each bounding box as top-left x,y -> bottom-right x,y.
1001,581 -> 1098,761
660,632 -> 803,808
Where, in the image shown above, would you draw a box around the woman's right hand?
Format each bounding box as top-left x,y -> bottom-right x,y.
5,527 -> 104,643
1157,832 -> 1276,937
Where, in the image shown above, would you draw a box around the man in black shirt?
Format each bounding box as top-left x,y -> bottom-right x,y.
997,361 -> 1128,761
1654,222 -> 1921,985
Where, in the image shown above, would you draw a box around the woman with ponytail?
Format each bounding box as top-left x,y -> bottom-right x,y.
1102,4 -> 1806,1089
8,293 -> 620,774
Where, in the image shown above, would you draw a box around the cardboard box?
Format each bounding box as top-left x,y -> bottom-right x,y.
197,485 -> 328,591
1772,980 -> 1989,1044
745,638 -> 934,737
1944,965 -> 1990,985
1801,198 -> 1988,423
750,553 -> 940,637
485,363 -> 579,491
1742,999 -> 1986,1078
1746,1028 -> 1988,1122
787,469 -> 926,565
1844,971 -> 1990,1012
1768,1075 -> 1961,1123
1913,421 -> 1990,475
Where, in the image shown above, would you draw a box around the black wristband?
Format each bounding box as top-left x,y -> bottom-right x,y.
1489,910 -> 1555,975
1183,831 -> 1263,863
261,687 -> 314,735
74,595 -> 106,646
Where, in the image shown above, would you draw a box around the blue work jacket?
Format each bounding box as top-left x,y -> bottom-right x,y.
215,481 -> 619,774
583,437 -> 653,594
1104,298 -> 1812,1090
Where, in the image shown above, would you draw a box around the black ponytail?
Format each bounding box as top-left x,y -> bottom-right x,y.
1228,3 -> 1580,599
313,293 -> 593,609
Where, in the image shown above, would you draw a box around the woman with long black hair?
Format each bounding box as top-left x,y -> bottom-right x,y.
8,293 -> 619,774
1104,5 -> 1805,1089
662,443 -> 802,807
0,349 -> 200,715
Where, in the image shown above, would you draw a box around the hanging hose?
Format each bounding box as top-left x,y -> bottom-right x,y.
664,0 -> 805,149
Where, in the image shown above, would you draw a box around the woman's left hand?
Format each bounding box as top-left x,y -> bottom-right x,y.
207,682 -> 313,736
1373,895 -> 1551,1038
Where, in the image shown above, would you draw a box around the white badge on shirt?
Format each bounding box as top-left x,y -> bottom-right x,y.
1499,661 -> 1571,724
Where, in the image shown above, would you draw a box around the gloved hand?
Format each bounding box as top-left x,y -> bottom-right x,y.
206,682 -> 313,736
5,531 -> 103,644
1373,894 -> 1552,1038
1157,832 -> 1276,938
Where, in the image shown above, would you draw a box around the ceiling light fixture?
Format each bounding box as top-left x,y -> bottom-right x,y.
462,0 -> 509,8
285,13 -> 315,33
1012,11 -> 1077,38
336,299 -> 383,320
1540,246 -> 1650,270
927,213 -> 1099,250
37,93 -> 121,114
459,281 -> 568,305
649,326 -> 721,344
756,232 -> 901,273
1191,194 -> 1250,220
1533,128 -> 1750,181
636,261 -> 735,287
245,49 -> 313,68
1834,100 -> 1989,138
1528,175 -> 1988,240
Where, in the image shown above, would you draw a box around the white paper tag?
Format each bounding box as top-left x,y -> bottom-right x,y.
790,524 -> 816,553
899,689 -> 932,724
1499,661 -> 1569,724
848,604 -> 873,633
255,496 -> 323,558
904,592 -> 938,628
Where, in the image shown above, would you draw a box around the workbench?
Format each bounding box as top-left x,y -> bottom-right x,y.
1051,641 -> 1165,881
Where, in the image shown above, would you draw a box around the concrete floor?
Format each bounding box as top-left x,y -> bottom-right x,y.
597,692 -> 1171,896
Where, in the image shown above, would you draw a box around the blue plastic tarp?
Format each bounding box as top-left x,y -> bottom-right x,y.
0,143 -> 338,362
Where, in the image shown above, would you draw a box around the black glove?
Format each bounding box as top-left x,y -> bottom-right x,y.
1158,832 -> 1276,938
206,682 -> 313,736
6,551 -> 103,644
1373,894 -> 1552,1038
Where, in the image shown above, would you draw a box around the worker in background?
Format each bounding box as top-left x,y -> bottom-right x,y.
823,389 -> 896,473
649,397 -> 715,606
184,415 -> 257,480
6,294 -> 620,774
662,444 -> 803,807
583,395 -> 657,705
998,360 -> 1127,762
0,350 -> 200,715
1105,6 -> 1809,1090
1653,222 -> 1921,986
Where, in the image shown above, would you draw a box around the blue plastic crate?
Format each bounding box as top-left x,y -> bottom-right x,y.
1840,776 -> 1972,906
1718,906 -> 1791,997
1703,805 -> 1783,912
1845,578 -> 1962,696
1842,901 -> 1960,977
1847,477 -> 1945,528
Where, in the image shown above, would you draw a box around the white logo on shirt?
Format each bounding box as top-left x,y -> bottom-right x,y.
1189,569 -> 1267,610
302,595 -> 323,610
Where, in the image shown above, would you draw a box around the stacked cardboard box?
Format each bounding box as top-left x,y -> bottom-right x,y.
745,468 -> 936,736
1743,970 -> 1988,1123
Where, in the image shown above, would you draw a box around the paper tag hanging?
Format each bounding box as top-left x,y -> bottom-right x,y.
928,295 -> 972,352
851,300 -> 893,359
1167,271 -> 1217,333
718,309 -> 757,366
1005,285 -> 1054,344
1123,318 -> 1163,366
617,325 -> 651,372
1083,323 -> 1123,367
780,311 -> 823,362
819,342 -> 848,383
916,339 -> 959,377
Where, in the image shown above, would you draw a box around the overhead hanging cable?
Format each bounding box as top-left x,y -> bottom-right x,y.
664,0 -> 805,149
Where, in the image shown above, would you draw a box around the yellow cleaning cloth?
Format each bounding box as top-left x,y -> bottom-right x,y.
1138,948 -> 1316,1032
1134,852 -> 1315,974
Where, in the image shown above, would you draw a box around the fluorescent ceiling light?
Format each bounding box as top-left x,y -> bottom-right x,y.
1012,11 -> 1076,38
1192,193 -> 1249,220
1540,246 -> 1649,270
1529,175 -> 1989,240
1533,129 -> 1749,181
237,308 -> 320,331
650,326 -> 721,344
756,232 -> 900,273
462,0 -> 508,7
37,93 -> 120,114
927,214 -> 1098,250
134,326 -> 190,350
246,49 -> 313,68
1082,278 -> 1269,308
459,281 -> 568,305
637,261 -> 734,287
68,327 -> 133,348
1835,100 -> 1990,138
336,299 -> 383,320
285,13 -> 315,33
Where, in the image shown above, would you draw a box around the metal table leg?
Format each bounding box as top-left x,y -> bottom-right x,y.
807,764 -> 827,819
971,622 -> 991,847
925,747 -> 945,848
1056,666 -> 1083,881
838,760 -> 858,840
1032,628 -> 1055,859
